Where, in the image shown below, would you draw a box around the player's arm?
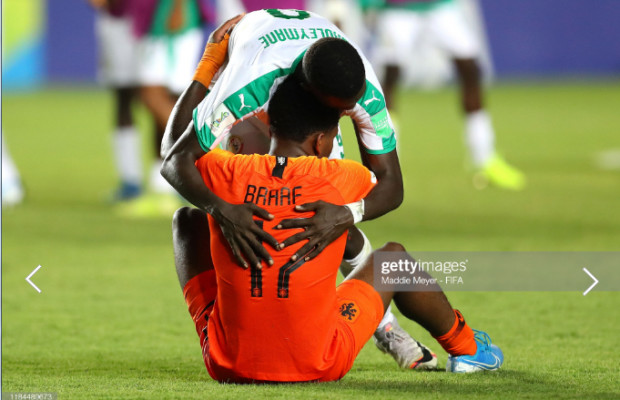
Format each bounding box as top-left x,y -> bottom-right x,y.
160,14 -> 244,157
161,123 -> 279,269
357,148 -> 404,219
278,157 -> 390,261
278,155 -> 402,262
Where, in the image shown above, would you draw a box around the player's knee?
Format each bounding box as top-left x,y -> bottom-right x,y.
379,241 -> 406,253
454,58 -> 480,82
172,207 -> 204,236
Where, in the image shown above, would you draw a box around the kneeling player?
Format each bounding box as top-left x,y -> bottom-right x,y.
164,76 -> 503,382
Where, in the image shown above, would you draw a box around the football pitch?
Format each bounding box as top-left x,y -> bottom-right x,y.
2,81 -> 619,399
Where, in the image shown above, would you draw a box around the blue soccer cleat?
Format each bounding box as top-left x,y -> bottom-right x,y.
446,330 -> 503,373
110,181 -> 142,203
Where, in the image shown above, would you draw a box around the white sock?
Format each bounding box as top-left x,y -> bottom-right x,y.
2,134 -> 21,184
149,160 -> 175,194
2,134 -> 24,204
377,306 -> 396,331
465,110 -> 495,167
113,126 -> 142,185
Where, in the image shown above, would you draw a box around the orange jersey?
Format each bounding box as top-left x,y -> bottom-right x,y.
195,148 -> 376,381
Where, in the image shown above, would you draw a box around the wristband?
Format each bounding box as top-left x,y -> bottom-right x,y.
344,199 -> 365,224
192,33 -> 230,87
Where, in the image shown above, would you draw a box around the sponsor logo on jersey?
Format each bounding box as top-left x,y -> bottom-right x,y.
238,94 -> 253,112
364,90 -> 380,106
206,104 -> 235,139
370,108 -> 392,138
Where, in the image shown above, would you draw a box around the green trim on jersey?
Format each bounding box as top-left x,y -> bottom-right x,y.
364,134 -> 397,155
194,50 -> 397,154
194,52 -> 306,151
193,106 -> 217,153
358,80 -> 397,153
223,52 -> 305,119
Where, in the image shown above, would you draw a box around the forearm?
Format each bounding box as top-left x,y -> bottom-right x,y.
161,152 -> 225,216
161,14 -> 243,157
161,81 -> 208,157
362,170 -> 403,221
358,149 -> 404,221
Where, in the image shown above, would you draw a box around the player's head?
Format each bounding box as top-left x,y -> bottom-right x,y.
300,38 -> 366,110
269,75 -> 340,158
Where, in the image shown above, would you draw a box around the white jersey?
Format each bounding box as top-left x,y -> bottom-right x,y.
193,9 -> 396,156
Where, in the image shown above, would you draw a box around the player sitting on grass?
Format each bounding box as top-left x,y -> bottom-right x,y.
163,75 -> 504,382
163,12 -> 437,370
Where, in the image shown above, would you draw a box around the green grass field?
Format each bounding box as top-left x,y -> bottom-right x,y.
2,82 -> 619,399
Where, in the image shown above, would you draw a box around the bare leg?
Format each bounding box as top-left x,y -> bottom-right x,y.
111,87 -> 142,198
453,58 -> 483,113
140,85 -> 176,134
345,241 -> 455,337
172,207 -> 213,288
114,87 -> 136,128
382,64 -> 401,111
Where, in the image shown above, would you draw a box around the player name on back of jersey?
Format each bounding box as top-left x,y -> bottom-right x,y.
258,27 -> 345,49
244,184 -> 302,207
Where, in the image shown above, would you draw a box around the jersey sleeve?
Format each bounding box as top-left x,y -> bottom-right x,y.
342,54 -> 397,155
328,159 -> 377,203
194,148 -> 234,191
192,12 -> 305,152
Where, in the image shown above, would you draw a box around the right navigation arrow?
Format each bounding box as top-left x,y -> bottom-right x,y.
582,268 -> 599,296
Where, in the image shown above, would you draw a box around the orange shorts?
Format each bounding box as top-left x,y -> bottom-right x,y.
183,271 -> 385,383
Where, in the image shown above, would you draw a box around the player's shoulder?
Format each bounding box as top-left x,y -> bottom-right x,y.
199,148 -> 270,174
288,156 -> 369,178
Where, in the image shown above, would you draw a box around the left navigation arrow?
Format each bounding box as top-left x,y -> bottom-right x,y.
26,265 -> 42,293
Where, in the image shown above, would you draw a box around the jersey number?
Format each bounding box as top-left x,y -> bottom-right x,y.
251,256 -> 306,299
265,9 -> 311,20
251,221 -> 306,299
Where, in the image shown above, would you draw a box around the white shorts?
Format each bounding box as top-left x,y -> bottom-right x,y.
375,1 -> 480,67
307,0 -> 367,47
95,13 -> 139,87
137,28 -> 205,95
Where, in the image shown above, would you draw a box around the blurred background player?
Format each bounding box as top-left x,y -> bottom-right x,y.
1,133 -> 25,207
90,0 -> 144,202
306,0 -> 367,47
228,0 -> 367,45
113,0 -> 213,217
367,0 -> 526,190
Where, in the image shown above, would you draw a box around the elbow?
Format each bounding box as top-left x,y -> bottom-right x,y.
386,174 -> 404,211
391,183 -> 404,211
160,154 -> 175,184
160,134 -> 172,159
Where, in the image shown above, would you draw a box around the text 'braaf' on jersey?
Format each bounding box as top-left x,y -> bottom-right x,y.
244,185 -> 303,206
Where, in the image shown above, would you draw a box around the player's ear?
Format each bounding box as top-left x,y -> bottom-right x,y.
313,132 -> 326,157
